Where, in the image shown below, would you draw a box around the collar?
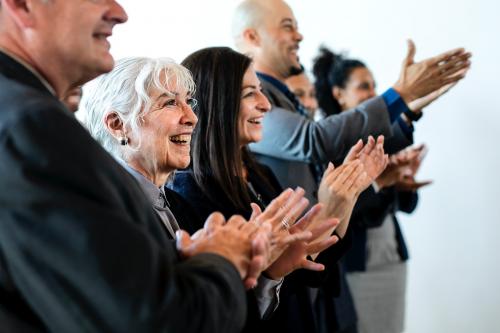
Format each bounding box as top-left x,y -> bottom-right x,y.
117,159 -> 169,209
256,72 -> 292,96
0,48 -> 56,96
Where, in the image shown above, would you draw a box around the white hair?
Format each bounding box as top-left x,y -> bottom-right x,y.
78,57 -> 195,160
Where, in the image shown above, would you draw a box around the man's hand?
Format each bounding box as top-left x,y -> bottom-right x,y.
176,212 -> 273,289
393,39 -> 471,106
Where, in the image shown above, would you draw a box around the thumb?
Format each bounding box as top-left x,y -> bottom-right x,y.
175,230 -> 193,256
249,203 -> 262,222
404,39 -> 416,67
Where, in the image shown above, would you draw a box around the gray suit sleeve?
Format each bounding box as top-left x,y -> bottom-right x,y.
250,96 -> 394,164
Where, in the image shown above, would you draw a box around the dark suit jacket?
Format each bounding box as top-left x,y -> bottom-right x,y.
0,52 -> 247,333
169,163 -> 352,333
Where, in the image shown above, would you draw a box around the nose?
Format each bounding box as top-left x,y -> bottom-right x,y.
105,0 -> 129,24
294,29 -> 303,43
257,91 -> 271,113
367,86 -> 376,98
181,103 -> 198,128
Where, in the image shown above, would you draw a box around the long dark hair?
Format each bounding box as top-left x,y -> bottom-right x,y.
182,47 -> 270,211
312,46 -> 366,116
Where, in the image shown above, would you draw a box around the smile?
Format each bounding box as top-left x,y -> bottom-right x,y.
169,134 -> 191,145
248,118 -> 262,124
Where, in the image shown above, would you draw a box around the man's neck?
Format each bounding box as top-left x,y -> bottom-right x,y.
0,42 -> 58,96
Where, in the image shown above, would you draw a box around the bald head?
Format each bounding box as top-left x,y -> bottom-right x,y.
232,0 -> 303,81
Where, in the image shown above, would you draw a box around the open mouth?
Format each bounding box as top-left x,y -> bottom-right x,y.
169,134 -> 191,145
248,117 -> 263,125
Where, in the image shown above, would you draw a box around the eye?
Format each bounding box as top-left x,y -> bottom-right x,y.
187,98 -> 197,109
162,99 -> 178,108
242,91 -> 255,99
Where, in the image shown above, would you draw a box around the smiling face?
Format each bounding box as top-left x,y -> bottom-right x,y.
30,0 -> 128,89
255,0 -> 303,80
238,65 -> 271,146
335,67 -> 377,111
127,78 -> 198,184
285,72 -> 318,115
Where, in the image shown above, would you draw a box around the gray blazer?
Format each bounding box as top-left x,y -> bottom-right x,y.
250,79 -> 409,204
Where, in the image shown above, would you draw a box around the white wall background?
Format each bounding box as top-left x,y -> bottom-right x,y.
110,1 -> 500,331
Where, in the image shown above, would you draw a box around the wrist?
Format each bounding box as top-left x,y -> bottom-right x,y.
392,84 -> 414,104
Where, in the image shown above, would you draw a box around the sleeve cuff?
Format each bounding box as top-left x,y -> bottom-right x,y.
382,88 -> 411,123
254,275 -> 284,319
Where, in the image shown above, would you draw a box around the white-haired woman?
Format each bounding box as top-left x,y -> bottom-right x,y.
78,57 -> 346,329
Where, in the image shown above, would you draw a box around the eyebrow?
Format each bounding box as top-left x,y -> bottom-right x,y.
242,85 -> 259,90
280,18 -> 295,25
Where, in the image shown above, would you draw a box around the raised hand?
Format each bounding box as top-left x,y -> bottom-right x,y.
393,39 -> 471,105
345,135 -> 389,190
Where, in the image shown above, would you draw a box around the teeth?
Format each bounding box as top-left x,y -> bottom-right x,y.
248,119 -> 261,124
170,134 -> 191,144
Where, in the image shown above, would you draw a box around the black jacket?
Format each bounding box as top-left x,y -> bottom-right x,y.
0,51 -> 247,333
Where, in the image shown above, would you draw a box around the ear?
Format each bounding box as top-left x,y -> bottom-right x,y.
242,28 -> 260,47
104,112 -> 126,141
2,0 -> 36,28
332,86 -> 345,107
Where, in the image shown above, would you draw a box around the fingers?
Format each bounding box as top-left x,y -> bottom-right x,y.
360,136 -> 376,156
175,230 -> 193,257
243,255 -> 264,289
226,214 -> 248,230
429,47 -> 467,66
306,235 -> 339,254
260,188 -> 294,222
282,196 -> 309,230
204,212 -> 226,234
292,203 -> 323,231
333,160 -> 363,188
249,203 -> 262,223
437,53 -> 471,78
274,230 -> 312,248
309,218 -> 339,240
299,259 -> 325,272
344,139 -> 364,162
403,39 -> 416,67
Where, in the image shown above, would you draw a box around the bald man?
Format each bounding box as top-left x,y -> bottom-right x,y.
233,0 -> 470,205
232,0 -> 470,332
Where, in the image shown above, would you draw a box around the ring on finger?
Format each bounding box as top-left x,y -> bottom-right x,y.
281,216 -> 291,230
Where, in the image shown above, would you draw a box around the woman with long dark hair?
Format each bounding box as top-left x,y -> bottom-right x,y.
169,46 -> 388,332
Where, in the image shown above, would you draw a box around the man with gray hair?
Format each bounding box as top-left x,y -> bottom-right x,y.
0,1 -> 270,332
232,0 -> 471,332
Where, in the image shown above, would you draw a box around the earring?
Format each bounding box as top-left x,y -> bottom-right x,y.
120,136 -> 128,146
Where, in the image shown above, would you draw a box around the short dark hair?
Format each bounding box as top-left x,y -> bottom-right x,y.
182,47 -> 270,210
312,46 -> 366,115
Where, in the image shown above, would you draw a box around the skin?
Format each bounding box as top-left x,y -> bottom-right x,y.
238,65 -> 272,146
0,0 -> 128,97
332,67 -> 376,111
285,72 -> 318,115
107,79 -> 198,187
244,0 -> 303,81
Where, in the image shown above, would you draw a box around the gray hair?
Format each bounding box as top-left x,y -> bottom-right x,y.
79,57 -> 195,160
